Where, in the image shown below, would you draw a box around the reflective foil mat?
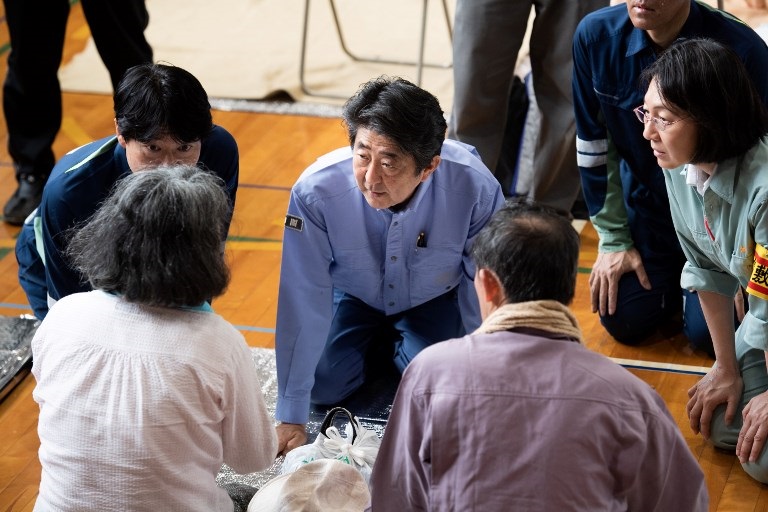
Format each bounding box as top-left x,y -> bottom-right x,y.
216,347 -> 398,489
0,316 -> 397,491
0,315 -> 38,401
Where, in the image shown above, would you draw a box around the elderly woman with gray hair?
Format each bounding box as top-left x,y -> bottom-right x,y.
30,164 -> 277,511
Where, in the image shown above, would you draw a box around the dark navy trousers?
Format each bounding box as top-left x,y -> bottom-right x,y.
311,288 -> 463,405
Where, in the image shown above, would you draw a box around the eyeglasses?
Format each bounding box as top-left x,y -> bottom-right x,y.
633,106 -> 686,132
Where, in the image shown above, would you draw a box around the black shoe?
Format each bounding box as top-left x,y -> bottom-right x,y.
3,174 -> 45,225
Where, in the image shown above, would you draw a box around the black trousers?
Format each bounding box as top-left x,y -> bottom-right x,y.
2,0 -> 152,180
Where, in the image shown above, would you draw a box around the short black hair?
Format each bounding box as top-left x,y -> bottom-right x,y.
67,164 -> 231,307
472,198 -> 580,305
639,37 -> 768,163
114,63 -> 213,144
342,76 -> 447,172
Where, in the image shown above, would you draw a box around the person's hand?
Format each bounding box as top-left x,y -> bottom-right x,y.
276,422 -> 307,457
589,248 -> 651,316
746,0 -> 767,9
687,365 -> 743,440
738,391 -> 768,463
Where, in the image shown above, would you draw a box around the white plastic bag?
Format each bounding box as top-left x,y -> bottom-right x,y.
281,407 -> 381,485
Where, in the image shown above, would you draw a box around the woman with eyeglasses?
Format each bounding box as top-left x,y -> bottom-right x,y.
637,37 -> 768,483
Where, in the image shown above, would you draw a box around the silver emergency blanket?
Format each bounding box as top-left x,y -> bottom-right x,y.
0,315 -> 37,401
216,347 -> 396,490
0,315 -> 394,493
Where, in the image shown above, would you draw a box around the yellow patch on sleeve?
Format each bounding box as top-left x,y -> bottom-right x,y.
747,243 -> 768,300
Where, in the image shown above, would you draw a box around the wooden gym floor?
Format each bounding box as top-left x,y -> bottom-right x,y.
1,2 -> 767,511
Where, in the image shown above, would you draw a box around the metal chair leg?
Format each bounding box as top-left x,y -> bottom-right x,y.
300,0 -> 453,99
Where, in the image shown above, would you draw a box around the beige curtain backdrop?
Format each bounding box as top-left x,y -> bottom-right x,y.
59,0 -> 457,108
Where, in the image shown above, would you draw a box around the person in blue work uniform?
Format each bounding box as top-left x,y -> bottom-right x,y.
274,76 -> 505,454
638,37 -> 768,484
14,63 -> 239,320
572,0 -> 768,355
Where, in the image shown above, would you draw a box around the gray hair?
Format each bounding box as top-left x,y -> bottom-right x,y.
66,164 -> 231,307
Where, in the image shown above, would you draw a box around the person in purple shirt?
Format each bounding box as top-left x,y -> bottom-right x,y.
274,77 -> 504,455
370,198 -> 708,511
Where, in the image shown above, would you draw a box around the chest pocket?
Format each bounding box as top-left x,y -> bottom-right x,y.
729,227 -> 756,284
686,216 -> 721,262
593,79 -> 641,111
731,251 -> 754,286
593,55 -> 649,110
407,247 -> 462,304
331,246 -> 382,291
332,246 -> 380,270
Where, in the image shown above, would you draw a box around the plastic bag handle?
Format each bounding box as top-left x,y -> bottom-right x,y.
319,406 -> 359,443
